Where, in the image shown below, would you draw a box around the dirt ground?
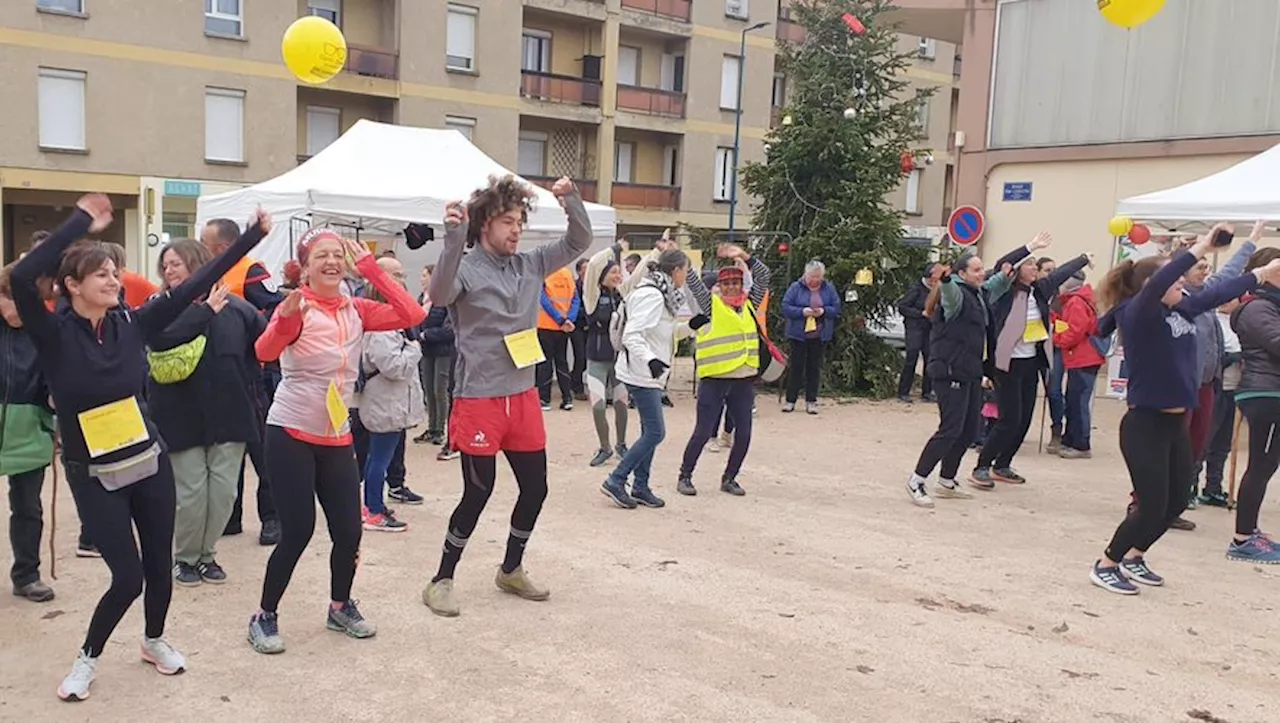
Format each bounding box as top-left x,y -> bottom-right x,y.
1,360 -> 1279,723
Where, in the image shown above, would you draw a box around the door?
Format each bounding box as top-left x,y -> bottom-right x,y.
522,31 -> 550,73
614,141 -> 635,183
662,145 -> 678,186
617,46 -> 640,86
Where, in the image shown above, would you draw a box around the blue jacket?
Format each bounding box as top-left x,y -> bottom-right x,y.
781,279 -> 841,342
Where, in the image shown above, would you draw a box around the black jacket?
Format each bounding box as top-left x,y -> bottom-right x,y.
985,253 -> 1090,370
1232,287 -> 1280,396
585,287 -> 622,362
147,296 -> 265,453
10,209 -> 264,465
0,321 -> 47,409
419,304 -> 456,358
897,280 -> 931,333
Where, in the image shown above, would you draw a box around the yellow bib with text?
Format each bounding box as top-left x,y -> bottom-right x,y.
78,397 -> 149,458
503,328 -> 546,369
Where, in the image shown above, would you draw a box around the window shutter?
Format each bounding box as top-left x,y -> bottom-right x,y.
306,106 -> 341,157
205,88 -> 245,162
38,68 -> 86,150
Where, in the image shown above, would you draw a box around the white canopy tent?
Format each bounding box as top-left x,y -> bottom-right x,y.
1115,143 -> 1280,229
196,120 -> 616,277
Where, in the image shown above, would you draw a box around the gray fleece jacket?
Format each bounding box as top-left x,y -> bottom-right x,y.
428,192 -> 593,398
1185,239 -> 1255,386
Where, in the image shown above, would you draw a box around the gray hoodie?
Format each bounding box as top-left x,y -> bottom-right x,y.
1185,239 -> 1255,386
428,193 -> 592,398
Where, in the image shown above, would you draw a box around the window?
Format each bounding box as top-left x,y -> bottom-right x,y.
37,0 -> 84,13
521,30 -> 550,73
446,5 -> 477,71
613,142 -> 635,183
725,0 -> 748,19
662,145 -> 679,186
204,0 -> 242,36
720,55 -> 741,110
713,147 -> 734,201
660,53 -> 685,93
205,87 -> 245,163
771,73 -> 787,108
917,37 -> 937,60
617,46 -> 640,86
308,0 -> 340,25
38,68 -> 86,151
915,97 -> 930,135
517,131 -> 547,177
905,169 -> 921,214
445,115 -> 475,142
305,106 -> 340,157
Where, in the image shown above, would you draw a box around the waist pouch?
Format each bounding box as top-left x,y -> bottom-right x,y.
89,442 -> 162,491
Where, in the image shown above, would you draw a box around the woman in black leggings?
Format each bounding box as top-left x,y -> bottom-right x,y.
11,195 -> 267,701
1227,247 -> 1280,564
1089,225 -> 1280,595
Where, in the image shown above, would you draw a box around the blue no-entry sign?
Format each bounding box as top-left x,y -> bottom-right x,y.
947,205 -> 985,247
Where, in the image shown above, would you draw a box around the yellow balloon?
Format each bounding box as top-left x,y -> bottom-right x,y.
1108,215 -> 1134,237
1097,0 -> 1166,29
282,16 -> 347,85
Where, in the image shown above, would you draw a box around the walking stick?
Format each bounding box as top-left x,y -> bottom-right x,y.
1226,408 -> 1244,510
49,437 -> 58,581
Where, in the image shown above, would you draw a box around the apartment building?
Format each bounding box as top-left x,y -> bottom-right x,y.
0,0 -> 957,273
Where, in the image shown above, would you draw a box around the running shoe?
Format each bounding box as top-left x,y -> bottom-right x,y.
782,402 -> 796,413
412,430 -> 433,444
174,562 -> 202,587
615,442 -> 629,458
1199,490 -> 1229,508
906,477 -> 934,508
560,400 -> 574,411
677,477 -> 697,496
540,401 -> 553,412
992,467 -> 1026,484
423,579 -> 460,617
57,650 -> 97,701
437,446 -> 460,461
1119,557 -> 1164,586
248,611 -> 286,654
968,468 -> 996,490
363,508 -> 408,532
326,600 -> 377,639
387,485 -> 425,505
1227,534 -> 1280,564
631,486 -> 666,508
720,477 -> 746,496
589,448 -> 613,467
140,637 -> 186,675
495,566 -> 550,601
197,560 -> 227,584
259,518 -> 281,546
600,479 -> 637,509
1169,516 -> 1196,532
806,402 -> 818,415
661,395 -> 674,408
1090,561 -> 1139,596
933,479 -> 973,500
75,542 -> 101,559
1058,447 -> 1092,459
898,395 -> 913,404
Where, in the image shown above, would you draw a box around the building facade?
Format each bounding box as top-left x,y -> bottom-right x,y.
1,0 -> 956,277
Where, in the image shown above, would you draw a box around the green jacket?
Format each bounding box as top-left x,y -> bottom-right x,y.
0,403 -> 55,476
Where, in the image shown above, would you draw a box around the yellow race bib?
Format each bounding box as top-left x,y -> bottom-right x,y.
78,397 -> 149,458
503,328 -> 546,369
1023,323 -> 1049,343
326,380 -> 348,433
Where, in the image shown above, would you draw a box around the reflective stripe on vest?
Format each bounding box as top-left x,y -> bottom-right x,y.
695,296 -> 759,378
537,268 -> 576,330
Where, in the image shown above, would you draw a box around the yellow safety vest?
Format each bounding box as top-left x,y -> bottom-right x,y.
696,296 -> 760,378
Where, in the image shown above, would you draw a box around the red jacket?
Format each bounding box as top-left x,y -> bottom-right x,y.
1052,284 -> 1105,370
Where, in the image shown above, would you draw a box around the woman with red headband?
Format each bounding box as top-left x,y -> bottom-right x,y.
246,227 -> 426,655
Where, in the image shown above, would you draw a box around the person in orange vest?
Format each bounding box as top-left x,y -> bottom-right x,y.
537,266 -> 580,411
103,243 -> 157,310
201,218 -> 284,546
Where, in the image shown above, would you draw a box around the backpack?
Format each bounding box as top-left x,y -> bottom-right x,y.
1089,331 -> 1114,358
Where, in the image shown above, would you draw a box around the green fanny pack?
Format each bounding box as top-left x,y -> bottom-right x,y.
147,335 -> 207,384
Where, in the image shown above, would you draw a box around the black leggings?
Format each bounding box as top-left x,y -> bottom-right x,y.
1104,408 -> 1192,562
260,426 -> 362,611
434,450 -> 548,581
1235,398 -> 1280,537
65,455 -> 176,657
977,356 -> 1040,470
786,339 -> 824,403
914,378 -> 983,480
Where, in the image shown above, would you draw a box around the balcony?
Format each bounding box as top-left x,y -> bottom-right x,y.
620,0 -> 691,23
525,176 -> 599,203
776,17 -> 806,44
345,45 -> 399,81
520,71 -> 603,107
612,183 -> 680,210
616,85 -> 685,119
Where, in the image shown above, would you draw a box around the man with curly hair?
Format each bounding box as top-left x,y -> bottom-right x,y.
422,175 -> 592,617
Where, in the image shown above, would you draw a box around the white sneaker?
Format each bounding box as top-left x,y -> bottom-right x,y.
57,650 -> 97,701
933,479 -> 973,499
906,477 -> 935,508
140,636 -> 186,675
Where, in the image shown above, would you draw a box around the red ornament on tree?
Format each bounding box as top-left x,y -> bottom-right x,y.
841,13 -> 866,35
901,153 -> 916,173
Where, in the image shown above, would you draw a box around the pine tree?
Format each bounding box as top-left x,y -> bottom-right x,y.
742,0 -> 933,396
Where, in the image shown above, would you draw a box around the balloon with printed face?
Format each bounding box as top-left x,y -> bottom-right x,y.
1097,0 -> 1166,29
282,16 -> 347,85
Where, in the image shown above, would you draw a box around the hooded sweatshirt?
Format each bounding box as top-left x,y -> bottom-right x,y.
1052,283 -> 1105,370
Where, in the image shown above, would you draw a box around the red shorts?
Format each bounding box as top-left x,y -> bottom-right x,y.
449,388 -> 547,456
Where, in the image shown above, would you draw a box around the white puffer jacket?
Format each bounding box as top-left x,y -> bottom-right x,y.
615,281 -> 692,390
357,330 -> 425,433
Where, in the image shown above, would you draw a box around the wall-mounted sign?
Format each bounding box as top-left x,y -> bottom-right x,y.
1002,182 -> 1032,202
164,180 -> 202,197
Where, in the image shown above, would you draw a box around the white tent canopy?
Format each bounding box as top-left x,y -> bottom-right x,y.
1115,143 -> 1280,228
196,120 -> 616,276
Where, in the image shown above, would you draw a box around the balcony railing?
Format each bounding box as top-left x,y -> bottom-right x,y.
345,44 -> 399,80
776,17 -> 806,44
612,183 -> 680,210
520,70 -> 603,108
525,176 -> 599,204
616,85 -> 686,118
620,0 -> 691,23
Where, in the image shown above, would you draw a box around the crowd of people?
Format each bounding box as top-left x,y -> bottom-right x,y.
5,174 -> 1280,703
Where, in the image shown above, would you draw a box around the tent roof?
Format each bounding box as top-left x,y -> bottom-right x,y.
1115,143 -> 1280,226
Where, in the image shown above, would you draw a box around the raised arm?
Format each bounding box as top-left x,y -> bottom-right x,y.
1039,254 -> 1092,299
1202,226 -> 1258,292
684,262 -> 712,316
939,277 -> 963,321
350,254 -> 428,332
531,179 -> 593,277
11,204 -> 98,343
428,201 -> 468,306
746,256 -> 771,308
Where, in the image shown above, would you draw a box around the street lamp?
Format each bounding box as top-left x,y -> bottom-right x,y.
728,20 -> 771,236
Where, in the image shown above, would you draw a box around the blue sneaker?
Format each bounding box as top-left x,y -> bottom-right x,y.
631,486 -> 665,508
1090,561 -> 1139,596
1119,557 -> 1164,586
600,479 -> 637,509
1227,534 -> 1280,564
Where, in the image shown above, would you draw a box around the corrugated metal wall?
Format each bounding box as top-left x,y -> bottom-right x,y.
989,0 -> 1280,149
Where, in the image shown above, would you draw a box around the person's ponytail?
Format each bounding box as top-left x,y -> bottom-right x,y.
1097,257 -> 1165,310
